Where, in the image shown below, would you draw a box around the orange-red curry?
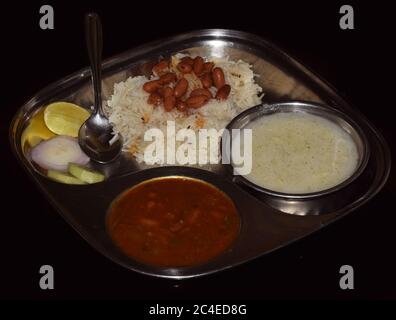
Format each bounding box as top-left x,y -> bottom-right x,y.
107,177 -> 240,267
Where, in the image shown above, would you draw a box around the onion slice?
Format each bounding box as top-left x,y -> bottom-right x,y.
31,135 -> 90,172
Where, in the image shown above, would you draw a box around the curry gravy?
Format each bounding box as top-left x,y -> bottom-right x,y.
107,177 -> 240,267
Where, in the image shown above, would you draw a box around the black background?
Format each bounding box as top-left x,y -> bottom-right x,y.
1,1 -> 395,300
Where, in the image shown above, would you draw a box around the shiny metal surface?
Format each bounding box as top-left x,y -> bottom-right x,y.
9,29 -> 391,278
78,13 -> 123,163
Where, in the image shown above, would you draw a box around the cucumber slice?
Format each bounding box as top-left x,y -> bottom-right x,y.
48,170 -> 86,185
68,163 -> 105,184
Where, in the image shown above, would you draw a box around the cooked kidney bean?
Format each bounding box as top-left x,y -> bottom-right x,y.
176,99 -> 188,112
163,86 -> 174,98
203,62 -> 214,73
159,72 -> 177,85
148,92 -> 162,105
164,95 -> 176,111
156,87 -> 165,96
212,67 -> 225,89
186,95 -> 209,108
181,56 -> 194,66
215,84 -> 231,100
174,78 -> 188,98
177,61 -> 193,73
193,56 -> 204,76
200,72 -> 213,89
143,80 -> 161,93
152,60 -> 169,76
190,88 -> 212,99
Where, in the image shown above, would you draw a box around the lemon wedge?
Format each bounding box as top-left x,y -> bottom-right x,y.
21,109 -> 55,149
44,102 -> 91,137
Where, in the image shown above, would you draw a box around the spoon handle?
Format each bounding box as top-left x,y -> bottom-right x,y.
85,13 -> 103,116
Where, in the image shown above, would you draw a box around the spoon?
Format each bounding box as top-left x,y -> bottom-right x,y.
79,13 -> 123,163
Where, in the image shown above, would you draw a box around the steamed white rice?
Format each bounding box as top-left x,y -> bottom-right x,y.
105,55 -> 263,164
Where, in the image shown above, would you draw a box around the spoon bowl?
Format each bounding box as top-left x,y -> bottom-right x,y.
79,113 -> 123,163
